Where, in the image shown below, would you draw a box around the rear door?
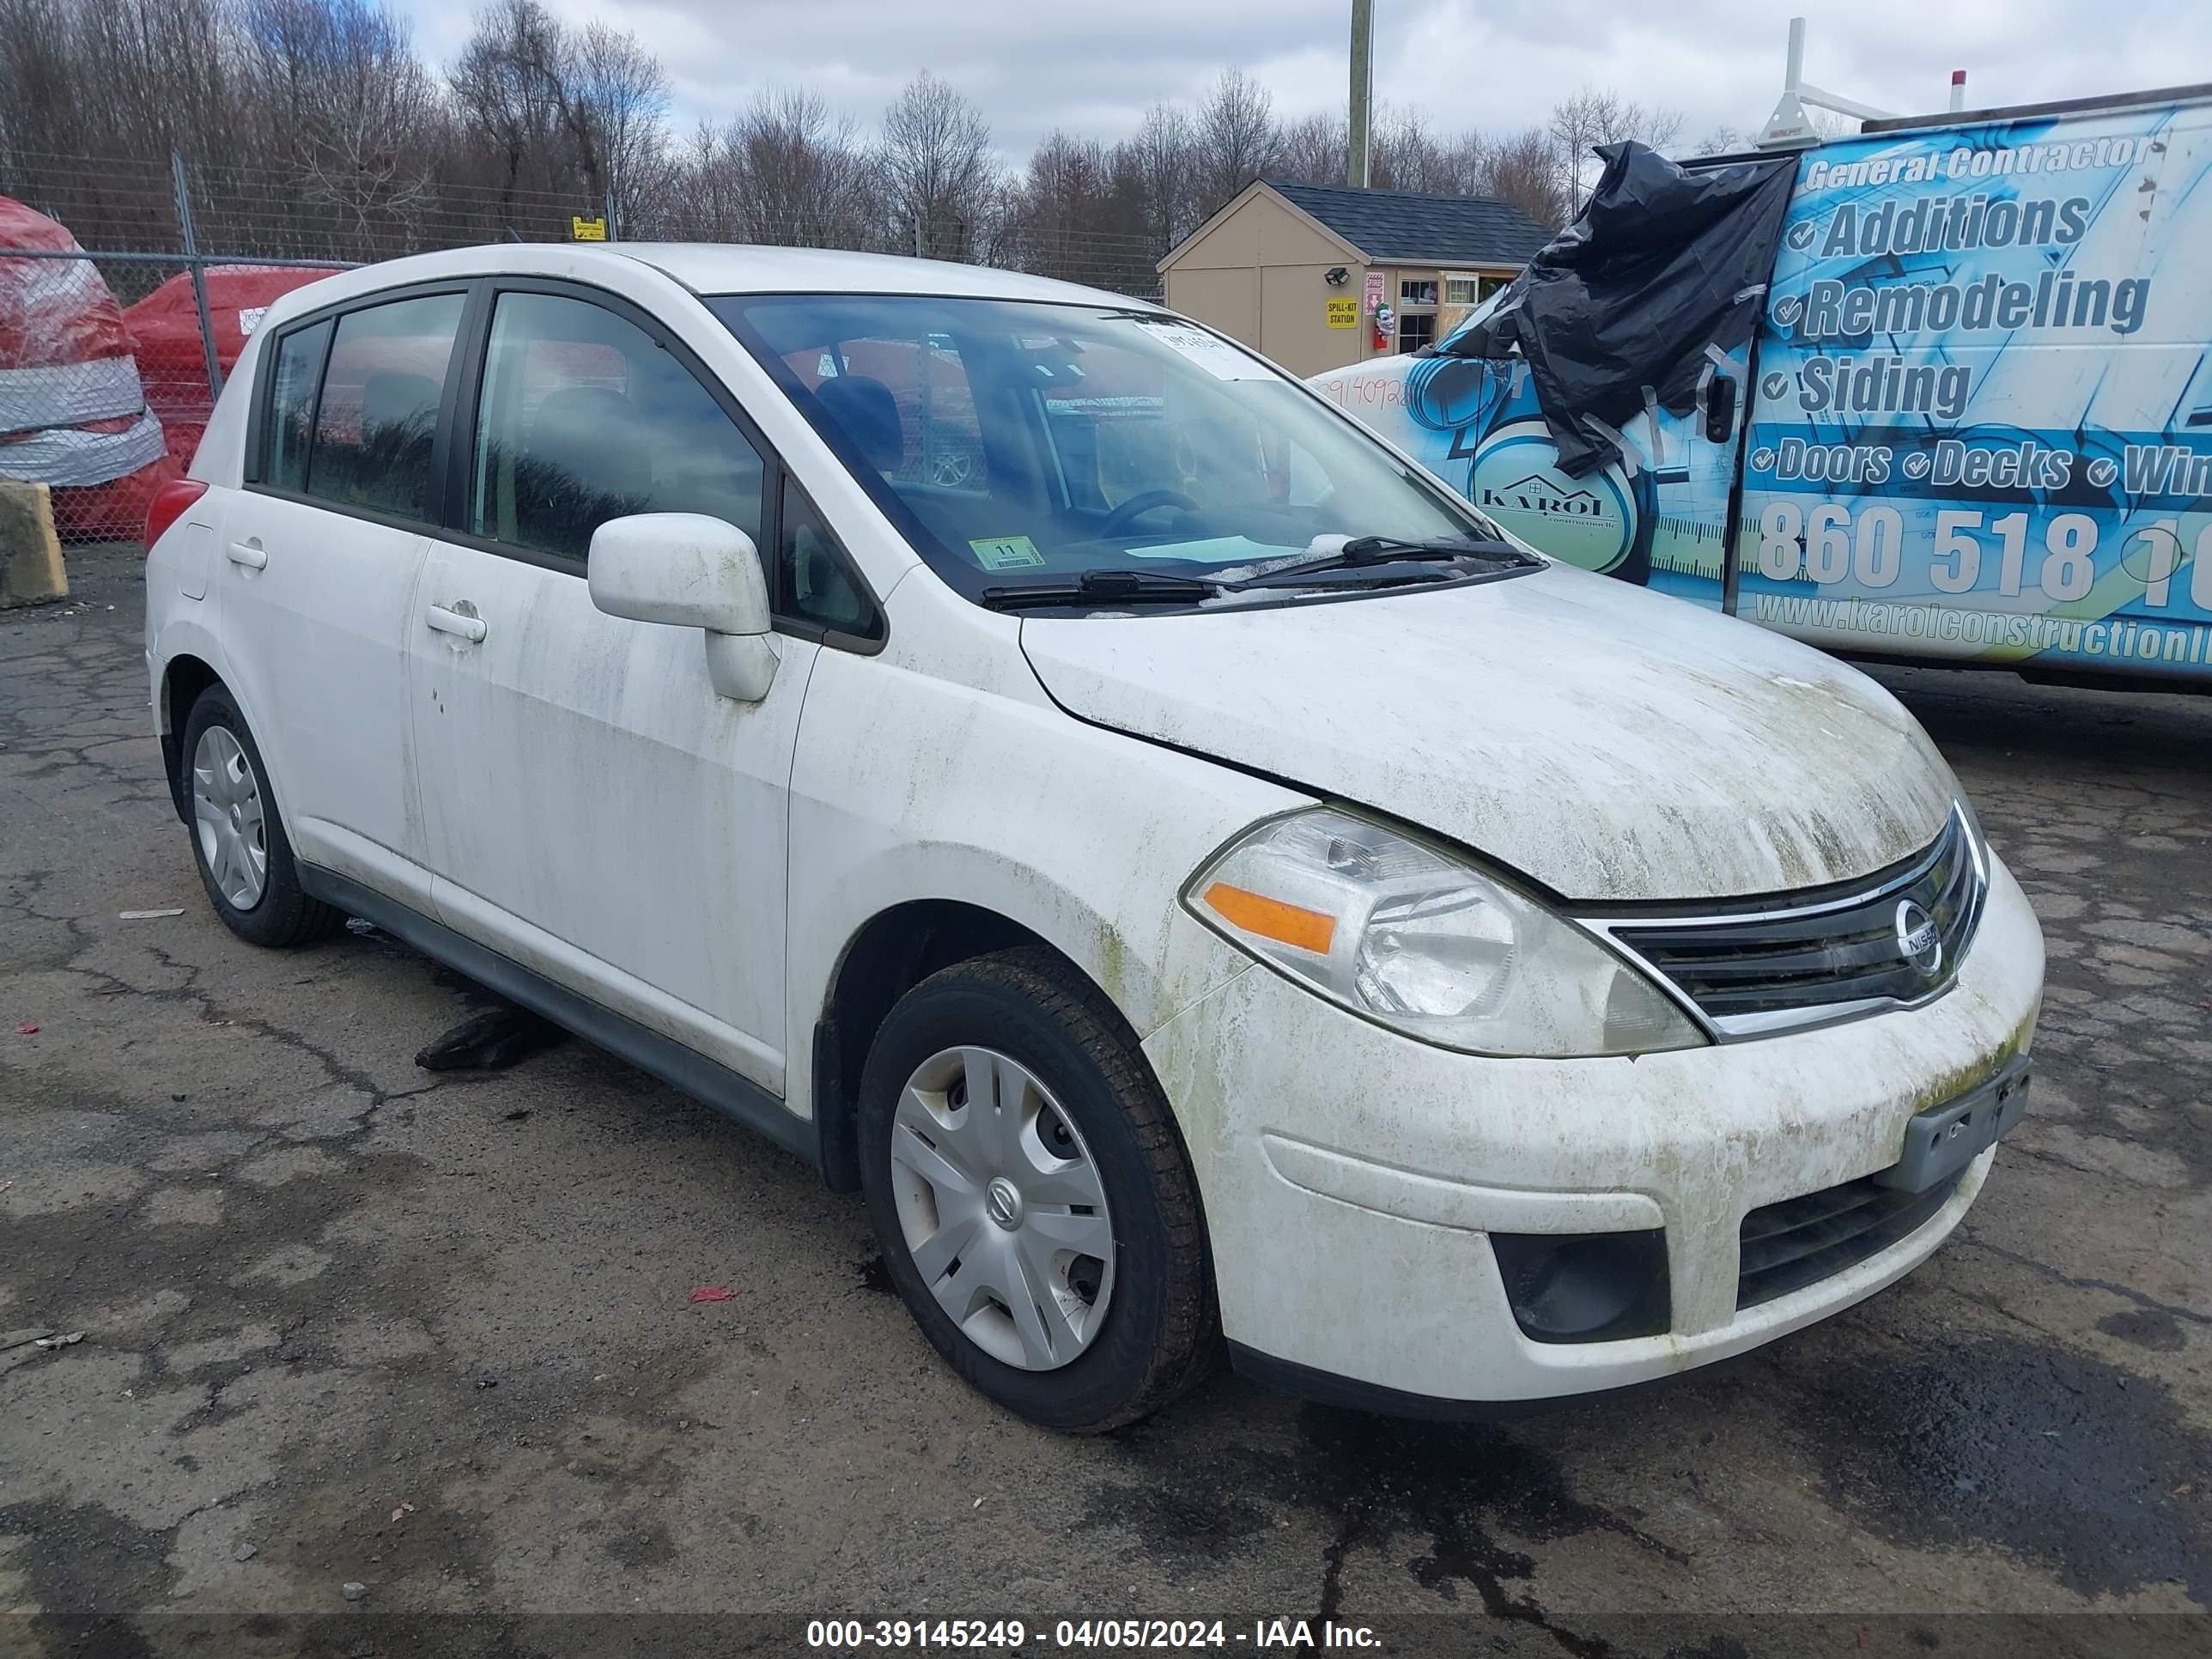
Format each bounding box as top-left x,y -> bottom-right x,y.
1737,97 -> 2212,684
218,287 -> 468,907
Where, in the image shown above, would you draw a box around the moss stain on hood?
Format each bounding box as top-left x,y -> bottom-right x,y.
1019,561 -> 1960,903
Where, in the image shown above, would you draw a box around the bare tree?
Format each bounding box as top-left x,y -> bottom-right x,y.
878,70 -> 997,261
1121,101 -> 1199,252
447,0 -> 573,219
1373,108 -> 1453,192
718,88 -> 881,249
1547,86 -> 1684,214
441,1 -> 672,234
1190,68 -> 1278,216
1273,111 -> 1346,185
665,118 -> 734,240
0,0 -> 76,168
238,0 -> 442,252
2,10 -> 1608,301
1475,126 -> 1570,230
1006,129 -> 1152,289
568,21 -> 671,233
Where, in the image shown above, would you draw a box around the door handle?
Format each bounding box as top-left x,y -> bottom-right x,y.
425,603 -> 487,643
226,541 -> 267,569
1704,375 -> 1739,446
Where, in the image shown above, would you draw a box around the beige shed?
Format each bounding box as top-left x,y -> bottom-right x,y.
1158,179 -> 1553,378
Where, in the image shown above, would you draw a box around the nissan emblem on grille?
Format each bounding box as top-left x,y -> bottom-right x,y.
1895,898 -> 1943,976
1592,808 -> 1985,1036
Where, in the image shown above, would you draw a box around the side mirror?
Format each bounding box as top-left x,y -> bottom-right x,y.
587,513 -> 778,702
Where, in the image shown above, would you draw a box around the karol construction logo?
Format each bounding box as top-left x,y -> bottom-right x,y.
1468,420 -> 1638,574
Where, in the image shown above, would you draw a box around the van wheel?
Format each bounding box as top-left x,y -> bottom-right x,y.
857,947 -> 1218,1432
179,685 -> 343,948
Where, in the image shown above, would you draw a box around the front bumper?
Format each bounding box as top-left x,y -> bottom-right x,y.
1142,851 -> 2045,1406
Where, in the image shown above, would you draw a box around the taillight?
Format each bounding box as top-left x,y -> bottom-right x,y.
143,478 -> 210,554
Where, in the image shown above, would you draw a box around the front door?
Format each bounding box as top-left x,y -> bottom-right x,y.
218,289 -> 469,906
407,285 -> 814,1092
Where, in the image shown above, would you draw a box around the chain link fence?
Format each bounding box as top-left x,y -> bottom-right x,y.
1,149 -> 1165,545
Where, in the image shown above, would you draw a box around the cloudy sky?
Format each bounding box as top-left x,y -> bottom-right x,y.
395,0 -> 2212,160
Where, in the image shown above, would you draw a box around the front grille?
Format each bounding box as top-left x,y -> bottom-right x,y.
1737,1169 -> 1962,1309
1605,810 -> 1983,1027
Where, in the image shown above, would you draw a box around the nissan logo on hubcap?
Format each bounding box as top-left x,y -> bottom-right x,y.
985,1176 -> 1024,1231
1894,898 -> 1942,976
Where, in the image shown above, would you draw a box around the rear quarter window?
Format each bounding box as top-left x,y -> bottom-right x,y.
261,319 -> 332,492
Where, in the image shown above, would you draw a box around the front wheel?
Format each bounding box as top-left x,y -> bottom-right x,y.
857,948 -> 1217,1432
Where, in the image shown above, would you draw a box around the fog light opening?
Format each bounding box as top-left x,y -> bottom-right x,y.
1489,1228 -> 1670,1344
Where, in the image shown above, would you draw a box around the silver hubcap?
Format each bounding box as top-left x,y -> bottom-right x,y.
191,726 -> 268,910
889,1046 -> 1115,1371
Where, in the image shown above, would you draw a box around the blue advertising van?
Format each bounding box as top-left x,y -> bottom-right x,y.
1316,84 -> 2212,690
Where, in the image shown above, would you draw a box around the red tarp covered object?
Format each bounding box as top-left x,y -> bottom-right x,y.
0,192 -> 178,540
125,264 -> 335,471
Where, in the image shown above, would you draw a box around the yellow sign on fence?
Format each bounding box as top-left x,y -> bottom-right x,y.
1325,296 -> 1358,330
571,216 -> 608,242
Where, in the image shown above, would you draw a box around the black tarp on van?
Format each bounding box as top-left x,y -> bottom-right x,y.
1438,142 -> 1798,477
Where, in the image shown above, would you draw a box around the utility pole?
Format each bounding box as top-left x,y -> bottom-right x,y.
1347,0 -> 1374,188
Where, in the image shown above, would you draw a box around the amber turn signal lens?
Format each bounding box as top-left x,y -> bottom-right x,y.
1201,882 -> 1336,956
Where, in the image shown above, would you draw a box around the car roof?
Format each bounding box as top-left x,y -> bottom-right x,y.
251,242 -> 1163,337
618,243 -> 1158,307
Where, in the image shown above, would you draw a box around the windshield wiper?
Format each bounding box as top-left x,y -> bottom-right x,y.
1243,535 -> 1540,586
979,568 -> 1231,611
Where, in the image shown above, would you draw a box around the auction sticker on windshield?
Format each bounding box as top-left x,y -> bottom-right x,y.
1132,319 -> 1270,380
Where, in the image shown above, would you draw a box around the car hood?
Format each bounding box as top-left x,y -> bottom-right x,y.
1018,563 -> 1960,903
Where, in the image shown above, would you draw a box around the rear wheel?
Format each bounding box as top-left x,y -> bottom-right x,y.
857,947 -> 1217,1432
179,684 -> 343,948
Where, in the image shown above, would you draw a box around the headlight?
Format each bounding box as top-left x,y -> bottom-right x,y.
1185,807 -> 1705,1057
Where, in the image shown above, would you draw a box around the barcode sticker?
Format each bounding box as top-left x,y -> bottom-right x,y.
970,535 -> 1047,569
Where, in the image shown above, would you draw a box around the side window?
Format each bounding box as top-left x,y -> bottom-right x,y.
470,290 -> 764,563
776,475 -> 878,639
263,319 -> 331,490
306,293 -> 465,520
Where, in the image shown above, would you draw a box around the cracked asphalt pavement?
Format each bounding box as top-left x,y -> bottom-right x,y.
3,545 -> 2210,1656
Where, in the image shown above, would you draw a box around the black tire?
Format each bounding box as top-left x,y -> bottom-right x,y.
178,684 -> 344,948
858,947 -> 1218,1432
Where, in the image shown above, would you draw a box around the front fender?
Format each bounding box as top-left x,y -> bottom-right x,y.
782,645 -> 1304,1117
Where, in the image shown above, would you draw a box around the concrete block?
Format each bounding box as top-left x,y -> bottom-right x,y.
0,479 -> 69,608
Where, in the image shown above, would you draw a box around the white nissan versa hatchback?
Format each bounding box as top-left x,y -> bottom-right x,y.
143,244 -> 2044,1431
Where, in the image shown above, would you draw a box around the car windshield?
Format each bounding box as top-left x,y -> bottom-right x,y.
709,294 -> 1499,606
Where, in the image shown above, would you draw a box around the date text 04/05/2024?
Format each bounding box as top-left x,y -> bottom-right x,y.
805,1620 -> 1385,1649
